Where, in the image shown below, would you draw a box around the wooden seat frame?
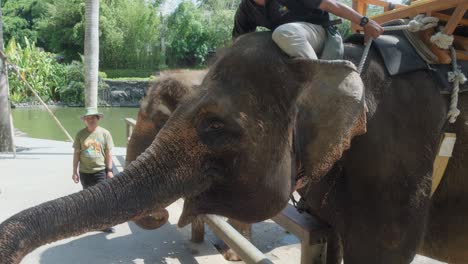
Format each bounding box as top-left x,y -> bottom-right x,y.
351,0 -> 468,63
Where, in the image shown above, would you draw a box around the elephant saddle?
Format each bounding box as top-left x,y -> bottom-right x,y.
371,19 -> 468,94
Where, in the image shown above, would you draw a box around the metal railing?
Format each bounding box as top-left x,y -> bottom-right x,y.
124,117 -> 273,263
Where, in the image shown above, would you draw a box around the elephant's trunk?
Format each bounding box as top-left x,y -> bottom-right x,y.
126,110 -> 159,166
0,138 -> 207,264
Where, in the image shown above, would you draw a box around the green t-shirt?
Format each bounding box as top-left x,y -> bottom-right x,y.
73,126 -> 114,173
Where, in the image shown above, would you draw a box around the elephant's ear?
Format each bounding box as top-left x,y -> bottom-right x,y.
289,59 -> 367,183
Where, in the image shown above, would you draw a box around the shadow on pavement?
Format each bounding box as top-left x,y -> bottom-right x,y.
40,221 -> 203,264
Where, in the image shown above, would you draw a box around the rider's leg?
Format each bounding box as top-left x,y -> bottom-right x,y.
272,22 -> 326,59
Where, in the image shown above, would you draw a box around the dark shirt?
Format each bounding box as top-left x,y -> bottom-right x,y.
232,0 -> 329,38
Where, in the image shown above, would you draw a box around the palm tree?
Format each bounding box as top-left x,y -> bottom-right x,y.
0,0 -> 15,153
84,0 -> 99,108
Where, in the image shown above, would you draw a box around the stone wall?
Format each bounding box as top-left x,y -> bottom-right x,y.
100,80 -> 150,107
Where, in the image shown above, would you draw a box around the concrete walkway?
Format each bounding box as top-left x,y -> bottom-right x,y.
0,137 -> 445,264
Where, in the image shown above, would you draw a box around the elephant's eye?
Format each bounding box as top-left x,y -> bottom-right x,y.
203,119 -> 225,133
198,116 -> 241,147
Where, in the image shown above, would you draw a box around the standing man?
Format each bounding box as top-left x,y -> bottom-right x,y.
72,107 -> 115,233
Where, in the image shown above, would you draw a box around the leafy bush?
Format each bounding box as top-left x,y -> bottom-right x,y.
6,37 -> 107,105
2,0 -> 241,70
9,92 -> 24,104
2,0 -> 51,48
102,68 -> 155,79
58,60 -> 109,105
35,0 -> 85,62
58,61 -> 85,105
6,37 -> 68,102
166,1 -> 208,67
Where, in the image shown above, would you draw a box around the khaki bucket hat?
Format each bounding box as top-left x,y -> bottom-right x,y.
81,107 -> 104,120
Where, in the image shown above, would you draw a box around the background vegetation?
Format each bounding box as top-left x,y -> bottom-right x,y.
2,0 -> 387,104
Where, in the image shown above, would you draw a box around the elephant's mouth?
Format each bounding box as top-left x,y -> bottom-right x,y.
133,208 -> 169,230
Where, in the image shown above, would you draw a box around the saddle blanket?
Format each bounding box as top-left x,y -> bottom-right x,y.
371,24 -> 468,94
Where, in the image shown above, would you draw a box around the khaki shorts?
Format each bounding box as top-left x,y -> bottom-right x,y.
272,22 -> 327,60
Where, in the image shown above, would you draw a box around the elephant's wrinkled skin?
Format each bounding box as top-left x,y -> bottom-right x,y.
0,32 -> 466,264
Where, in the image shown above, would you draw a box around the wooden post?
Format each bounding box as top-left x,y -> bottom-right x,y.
191,216 -> 205,243
443,3 -> 468,36
301,240 -> 327,264
420,28 -> 452,64
371,0 -> 467,24
433,12 -> 468,27
431,133 -> 457,196
271,204 -> 330,264
124,117 -> 136,142
352,0 -> 368,32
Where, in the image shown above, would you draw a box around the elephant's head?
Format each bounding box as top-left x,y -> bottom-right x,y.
0,32 -> 365,263
127,70 -> 206,229
126,70 -> 207,166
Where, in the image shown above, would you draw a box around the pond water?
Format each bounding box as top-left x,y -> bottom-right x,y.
11,107 -> 139,147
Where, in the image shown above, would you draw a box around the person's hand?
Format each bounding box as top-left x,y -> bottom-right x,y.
106,171 -> 114,179
72,173 -> 80,184
364,19 -> 384,42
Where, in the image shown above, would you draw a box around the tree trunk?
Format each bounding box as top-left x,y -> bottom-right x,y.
0,0 -> 15,153
84,0 -> 99,108
160,11 -> 167,68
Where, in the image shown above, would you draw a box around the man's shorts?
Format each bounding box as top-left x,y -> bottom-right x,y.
79,169 -> 106,189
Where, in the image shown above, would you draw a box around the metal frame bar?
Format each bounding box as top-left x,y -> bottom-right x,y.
203,215 -> 274,264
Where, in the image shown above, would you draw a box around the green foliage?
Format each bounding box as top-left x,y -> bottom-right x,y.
102,69 -> 155,79
105,77 -> 153,81
166,1 -> 209,67
4,0 -> 392,72
336,19 -> 352,38
6,37 -> 68,102
3,0 -> 395,71
402,0 -> 411,5
204,9 -> 236,50
9,92 -> 24,104
4,0 -> 163,70
58,61 -> 85,104
166,0 -> 240,67
2,0 -> 241,70
99,0 -> 162,69
5,37 -> 107,105
56,59 -> 109,105
2,0 -> 52,48
35,0 -> 85,61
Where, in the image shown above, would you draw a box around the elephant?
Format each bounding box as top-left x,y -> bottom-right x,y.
1,31 -> 467,264
125,35 -> 468,264
127,69 -> 206,230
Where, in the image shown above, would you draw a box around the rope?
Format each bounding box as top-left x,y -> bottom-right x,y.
447,46 -> 466,123
357,15 -> 439,74
358,38 -> 373,74
357,17 -> 464,123
3,52 -> 75,142
407,14 -> 439,32
431,32 -> 454,50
